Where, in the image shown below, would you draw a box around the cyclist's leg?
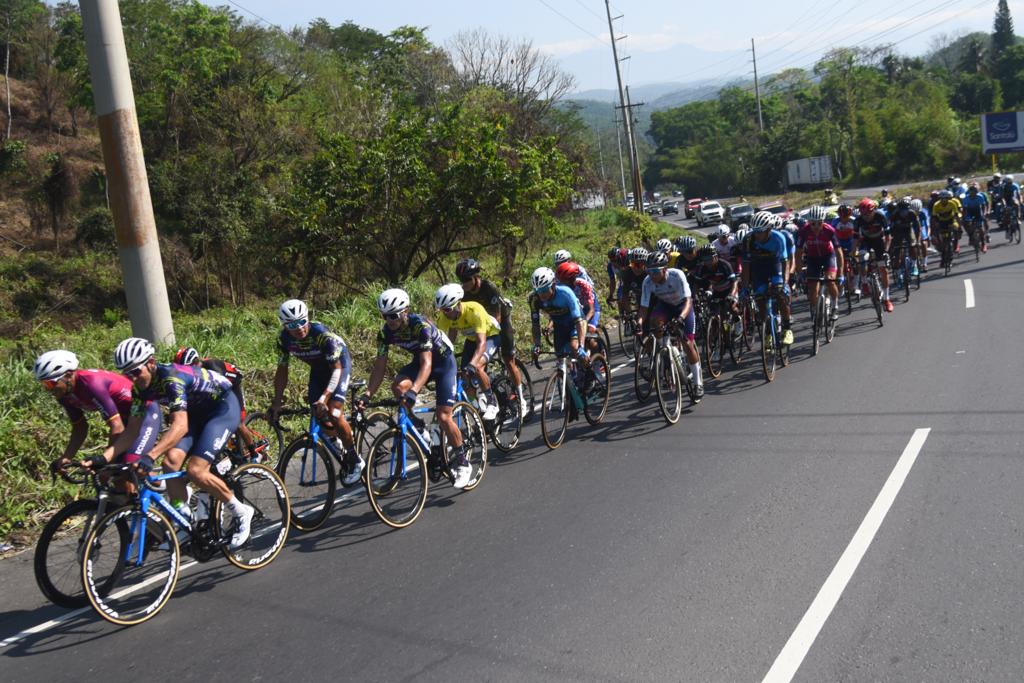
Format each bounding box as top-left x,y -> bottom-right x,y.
309,360 -> 355,450
822,253 -> 839,307
498,318 -> 522,388
184,392 -> 242,504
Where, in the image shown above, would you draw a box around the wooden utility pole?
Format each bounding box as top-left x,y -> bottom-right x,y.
80,0 -> 174,343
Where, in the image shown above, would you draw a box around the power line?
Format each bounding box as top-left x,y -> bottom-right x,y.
571,0 -> 606,22
223,0 -> 283,32
536,0 -> 610,45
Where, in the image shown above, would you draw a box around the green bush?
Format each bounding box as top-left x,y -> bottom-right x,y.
0,139 -> 27,174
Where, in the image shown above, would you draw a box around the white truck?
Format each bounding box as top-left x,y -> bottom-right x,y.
785,156 -> 833,190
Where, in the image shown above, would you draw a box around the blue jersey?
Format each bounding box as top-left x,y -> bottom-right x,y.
742,230 -> 790,265
130,363 -> 233,417
961,193 -> 987,218
1001,182 -> 1021,202
529,284 -> 583,329
277,321 -> 348,372
376,313 -> 453,360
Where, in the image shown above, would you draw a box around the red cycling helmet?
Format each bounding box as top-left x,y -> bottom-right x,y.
858,198 -> 877,213
555,262 -> 580,283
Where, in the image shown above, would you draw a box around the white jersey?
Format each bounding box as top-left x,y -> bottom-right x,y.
641,268 -> 691,307
712,235 -> 735,260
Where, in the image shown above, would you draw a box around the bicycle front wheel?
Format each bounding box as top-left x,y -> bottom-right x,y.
654,347 -> 682,424
760,318 -> 776,382
82,506 -> 179,626
540,369 -> 570,449
811,296 -> 823,356
634,335 -> 656,402
443,401 -> 488,491
35,499 -> 109,608
489,374 -> 522,452
215,463 -> 290,570
365,428 -> 428,528
276,437 -> 336,532
705,315 -> 723,378
584,353 -> 612,425
618,319 -> 636,360
355,409 -> 394,460
244,412 -> 283,467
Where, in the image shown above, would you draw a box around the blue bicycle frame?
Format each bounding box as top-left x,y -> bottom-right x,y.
294,410 -> 347,487
125,470 -> 192,566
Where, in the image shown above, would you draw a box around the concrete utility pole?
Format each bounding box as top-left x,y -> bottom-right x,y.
80,0 -> 174,344
751,37 -> 764,133
614,114 -> 627,203
624,85 -> 644,204
605,0 -> 642,212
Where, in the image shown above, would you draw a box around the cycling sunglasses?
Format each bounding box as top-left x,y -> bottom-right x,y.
284,318 -> 308,330
382,312 -> 403,321
123,365 -> 146,379
646,267 -> 666,274
40,378 -> 60,390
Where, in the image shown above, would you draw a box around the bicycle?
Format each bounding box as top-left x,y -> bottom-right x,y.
964,217 -> 984,263
458,369 -> 521,453
274,394 -> 395,531
703,296 -> 739,378
755,287 -> 790,382
363,397 -> 486,529
486,355 -> 534,422
615,309 -> 640,360
81,456 -> 290,626
890,238 -> 919,303
840,251 -> 859,315
738,292 -> 756,357
859,253 -> 885,327
633,330 -> 656,402
537,350 -> 611,449
652,318 -> 699,424
807,277 -> 836,356
1002,202 -> 1021,243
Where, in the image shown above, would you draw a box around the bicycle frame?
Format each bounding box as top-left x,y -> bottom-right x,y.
125,470 -> 192,567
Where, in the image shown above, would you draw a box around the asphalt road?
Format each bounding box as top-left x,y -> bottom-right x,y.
3,232 -> 1024,681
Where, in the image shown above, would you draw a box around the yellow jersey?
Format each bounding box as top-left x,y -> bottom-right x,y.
435,301 -> 500,341
931,198 -> 961,225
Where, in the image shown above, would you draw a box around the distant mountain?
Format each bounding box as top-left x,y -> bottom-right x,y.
570,78 -> 732,106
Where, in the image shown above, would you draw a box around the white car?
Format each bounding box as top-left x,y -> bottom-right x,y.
696,201 -> 725,227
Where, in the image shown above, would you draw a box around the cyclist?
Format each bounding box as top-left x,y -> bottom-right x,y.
778,217 -> 798,295
362,288 -> 472,489
1001,174 -> 1021,239
961,183 -> 989,252
271,299 -> 362,486
879,188 -> 894,215
605,247 -> 630,306
931,189 -> 962,258
455,258 -> 527,416
917,197 -> 933,272
795,205 -> 844,323
832,204 -> 859,293
636,250 -> 704,401
711,224 -> 735,264
617,247 -> 649,315
988,172 -> 1003,200
740,211 -> 794,345
887,198 -> 922,277
34,350 -> 132,474
173,347 -> 265,461
434,283 -> 501,421
673,235 -> 701,276
853,198 -> 894,312
553,249 -> 593,284
693,243 -> 739,320
529,266 -> 589,365
98,338 -> 254,549
556,261 -> 601,352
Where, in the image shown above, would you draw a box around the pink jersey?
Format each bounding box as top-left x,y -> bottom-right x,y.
570,278 -> 596,313
796,224 -> 839,258
59,369 -> 133,422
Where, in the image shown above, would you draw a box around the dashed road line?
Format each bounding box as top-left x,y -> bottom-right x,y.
964,278 -> 975,309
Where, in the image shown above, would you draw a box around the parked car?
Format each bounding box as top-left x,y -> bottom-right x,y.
661,201 -> 679,216
725,203 -> 754,229
685,197 -> 705,218
696,201 -> 725,227
755,201 -> 793,222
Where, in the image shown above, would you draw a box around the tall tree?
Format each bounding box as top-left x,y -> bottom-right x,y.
1,0 -> 45,141
992,0 -> 1015,57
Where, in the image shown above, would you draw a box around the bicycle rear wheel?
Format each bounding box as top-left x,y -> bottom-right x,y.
365,428 -> 428,529
704,315 -> 723,378
583,353 -> 611,425
654,346 -> 682,424
516,359 -> 535,422
82,506 -> 178,626
760,318 -> 776,382
870,276 -> 884,327
618,319 -> 636,360
35,499 -> 110,608
442,401 -> 488,491
488,374 -> 522,452
215,463 -> 290,570
276,436 -> 336,532
825,298 -> 837,343
244,412 -> 283,466
540,369 -> 570,449
355,410 -> 393,460
811,295 -> 823,356
633,335 -> 655,402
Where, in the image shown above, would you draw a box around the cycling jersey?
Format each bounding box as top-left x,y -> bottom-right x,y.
742,230 -> 790,266
854,212 -> 889,239
618,268 -> 645,299
931,199 -> 961,225
961,193 -> 987,218
436,300 -> 500,342
376,313 -> 454,359
796,224 -> 839,258
831,217 -> 857,248
462,278 -> 509,321
712,236 -> 735,261
529,284 -> 584,327
888,208 -> 921,238
130,363 -> 233,417
693,259 -> 736,294
277,322 -> 348,371
199,358 -> 246,410
1001,182 -> 1021,202
59,369 -> 132,423
641,268 -> 691,307
674,252 -> 701,274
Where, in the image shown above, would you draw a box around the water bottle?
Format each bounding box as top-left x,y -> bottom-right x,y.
194,492 -> 210,522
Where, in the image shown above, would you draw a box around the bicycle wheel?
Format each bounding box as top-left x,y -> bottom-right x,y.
600,325 -> 613,360
741,302 -> 755,352
811,295 -> 822,356
355,409 -> 393,459
583,352 -> 611,425
825,297 -> 837,343
617,318 -> 634,360
540,369 -> 570,449
244,411 -> 282,467
35,499 -> 112,608
870,276 -> 883,327
1016,218 -> 1022,244
704,315 -> 723,378
82,505 -> 178,626
365,427 -> 428,528
442,401 -> 488,491
276,436 -> 336,532
760,317 -> 776,382
516,359 -> 535,422
633,335 -> 656,402
214,463 -> 290,570
488,374 -> 522,452
653,346 -> 682,424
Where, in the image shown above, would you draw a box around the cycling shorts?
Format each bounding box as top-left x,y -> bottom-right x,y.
805,254 -> 837,280
552,322 -> 580,357
650,299 -> 696,341
460,336 -> 500,369
307,352 -> 352,405
177,392 -> 242,464
753,279 -> 790,297
861,237 -> 887,263
397,352 -> 458,408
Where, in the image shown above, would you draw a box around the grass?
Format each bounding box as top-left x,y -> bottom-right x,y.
0,207 -> 705,547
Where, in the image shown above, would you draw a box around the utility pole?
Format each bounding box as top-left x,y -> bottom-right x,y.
605,0 -> 642,212
614,114 -> 627,204
751,37 -> 764,133
80,0 -> 174,344
624,85 -> 644,205
595,128 -> 607,205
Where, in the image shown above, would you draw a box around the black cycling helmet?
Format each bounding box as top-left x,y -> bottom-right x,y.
838,203 -> 852,216
896,198 -> 911,210
454,258 -> 481,281
646,250 -> 669,268
698,244 -> 716,261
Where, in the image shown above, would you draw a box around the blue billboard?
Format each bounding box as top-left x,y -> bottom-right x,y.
982,111 -> 1024,153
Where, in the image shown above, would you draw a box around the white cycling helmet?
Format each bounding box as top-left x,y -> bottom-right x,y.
532,266 -> 556,291
655,238 -> 672,253
114,337 -> 155,371
33,350 -> 78,381
377,288 -> 410,315
1005,174 -> 1015,182
677,235 -> 697,252
735,227 -> 750,242
715,224 -> 731,238
553,249 -> 572,265
910,199 -> 923,212
806,205 -> 828,222
433,283 -> 464,309
278,298 -> 308,324
750,210 -> 775,232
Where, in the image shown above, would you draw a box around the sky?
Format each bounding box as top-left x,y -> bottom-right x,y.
207,0 -> 1006,91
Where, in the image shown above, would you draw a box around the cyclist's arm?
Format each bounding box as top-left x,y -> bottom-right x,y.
147,409 -> 187,462
469,331 -> 488,368
271,364 -> 288,410
365,355 -> 388,398
575,317 -> 588,348
61,417 -> 89,461
106,413 -> 125,446
98,412 -> 143,465
679,296 -> 692,321
317,359 -> 344,406
529,296 -> 542,348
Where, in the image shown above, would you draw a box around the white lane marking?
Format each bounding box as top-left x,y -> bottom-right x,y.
964,279 -> 975,309
762,428 -> 931,683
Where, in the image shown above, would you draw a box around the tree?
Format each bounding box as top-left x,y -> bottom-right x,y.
992,0 -> 1015,58
2,0 -> 45,140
